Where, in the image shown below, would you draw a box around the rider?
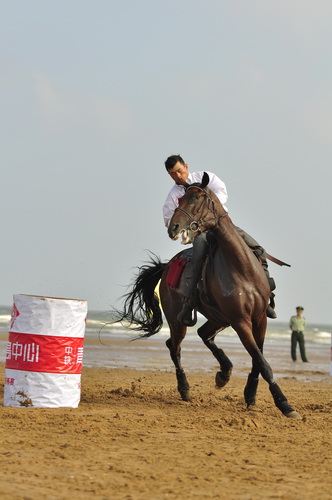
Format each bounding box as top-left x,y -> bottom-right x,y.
163,154 -> 277,326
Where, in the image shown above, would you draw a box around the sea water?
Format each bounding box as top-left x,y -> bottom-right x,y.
1,306 -> 331,380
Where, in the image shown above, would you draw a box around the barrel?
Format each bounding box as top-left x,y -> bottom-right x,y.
4,294 -> 87,408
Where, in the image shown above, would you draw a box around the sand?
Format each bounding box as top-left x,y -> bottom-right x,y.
0,359 -> 331,500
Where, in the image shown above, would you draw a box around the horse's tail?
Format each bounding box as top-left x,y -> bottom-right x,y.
115,254 -> 167,338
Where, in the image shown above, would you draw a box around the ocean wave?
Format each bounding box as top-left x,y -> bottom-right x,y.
315,331 -> 331,338
1,310 -> 331,346
0,314 -> 10,326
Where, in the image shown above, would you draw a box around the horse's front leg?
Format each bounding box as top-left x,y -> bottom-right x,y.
244,362 -> 260,408
166,335 -> 190,402
197,321 -> 233,388
244,315 -> 275,408
247,349 -> 300,417
236,320 -> 302,419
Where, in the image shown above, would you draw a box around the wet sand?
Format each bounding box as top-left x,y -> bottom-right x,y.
82,335 -> 331,382
1,339 -> 332,500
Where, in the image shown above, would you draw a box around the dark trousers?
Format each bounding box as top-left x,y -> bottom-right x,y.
291,331 -> 308,362
182,232 -> 208,299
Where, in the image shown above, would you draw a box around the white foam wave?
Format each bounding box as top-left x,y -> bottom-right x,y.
0,314 -> 11,325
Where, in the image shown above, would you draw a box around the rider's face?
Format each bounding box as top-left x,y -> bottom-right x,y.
167,162 -> 189,185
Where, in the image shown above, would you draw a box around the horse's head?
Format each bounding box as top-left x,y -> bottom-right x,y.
168,172 -> 227,241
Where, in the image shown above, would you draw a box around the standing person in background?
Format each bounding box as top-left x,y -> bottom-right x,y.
289,306 -> 308,362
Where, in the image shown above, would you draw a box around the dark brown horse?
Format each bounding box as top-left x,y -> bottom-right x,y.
117,173 -> 301,419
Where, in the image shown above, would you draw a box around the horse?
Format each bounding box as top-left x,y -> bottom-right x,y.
117,172 -> 301,419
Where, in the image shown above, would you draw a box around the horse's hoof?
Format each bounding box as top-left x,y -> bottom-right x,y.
285,410 -> 302,420
180,392 -> 191,402
215,371 -> 230,388
244,392 -> 256,407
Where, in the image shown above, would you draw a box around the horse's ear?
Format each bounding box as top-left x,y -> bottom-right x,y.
201,172 -> 209,188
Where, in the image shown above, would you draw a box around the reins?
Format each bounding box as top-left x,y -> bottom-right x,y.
174,185 -> 228,233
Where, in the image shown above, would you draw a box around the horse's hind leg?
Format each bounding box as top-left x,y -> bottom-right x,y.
166,333 -> 190,402
197,321 -> 233,388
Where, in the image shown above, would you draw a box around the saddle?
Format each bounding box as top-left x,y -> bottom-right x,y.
166,248 -> 193,289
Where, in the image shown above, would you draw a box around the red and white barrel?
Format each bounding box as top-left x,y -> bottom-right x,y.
4,294 -> 87,408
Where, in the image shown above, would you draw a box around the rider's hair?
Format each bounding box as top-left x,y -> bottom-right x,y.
164,155 -> 185,171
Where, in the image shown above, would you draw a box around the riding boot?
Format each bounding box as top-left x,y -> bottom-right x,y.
235,228 -> 278,319
255,248 -> 277,319
263,262 -> 277,319
266,293 -> 277,319
177,232 -> 208,326
177,294 -> 197,327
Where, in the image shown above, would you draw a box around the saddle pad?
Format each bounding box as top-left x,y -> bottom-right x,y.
166,257 -> 186,289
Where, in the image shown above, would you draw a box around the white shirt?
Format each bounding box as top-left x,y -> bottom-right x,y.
163,170 -> 228,228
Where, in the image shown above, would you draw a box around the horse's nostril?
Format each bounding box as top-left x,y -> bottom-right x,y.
168,224 -> 180,240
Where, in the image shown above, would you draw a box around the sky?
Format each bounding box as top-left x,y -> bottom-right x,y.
1,1 -> 331,325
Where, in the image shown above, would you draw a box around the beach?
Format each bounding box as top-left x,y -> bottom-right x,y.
1,330 -> 332,500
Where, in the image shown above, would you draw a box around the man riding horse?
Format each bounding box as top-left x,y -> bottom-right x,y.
163,154 -> 277,326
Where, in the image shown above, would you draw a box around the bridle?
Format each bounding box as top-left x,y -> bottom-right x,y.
174,185 -> 228,233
